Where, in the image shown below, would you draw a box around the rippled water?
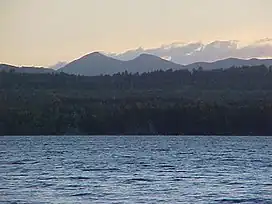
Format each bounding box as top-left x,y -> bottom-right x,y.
0,136 -> 271,204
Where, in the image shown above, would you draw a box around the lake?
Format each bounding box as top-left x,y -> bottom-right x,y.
0,136 -> 271,204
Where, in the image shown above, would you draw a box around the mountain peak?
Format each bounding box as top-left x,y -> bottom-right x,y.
133,53 -> 163,61
82,51 -> 106,59
90,51 -> 103,56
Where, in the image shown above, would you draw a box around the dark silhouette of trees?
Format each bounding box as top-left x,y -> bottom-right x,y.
1,65 -> 272,135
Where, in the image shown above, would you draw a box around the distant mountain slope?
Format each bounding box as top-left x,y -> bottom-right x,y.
60,52 -> 272,76
58,52 -> 124,76
0,64 -> 17,72
59,52 -> 184,76
185,58 -> 272,70
0,64 -> 54,74
124,54 -> 183,73
2,56 -> 272,77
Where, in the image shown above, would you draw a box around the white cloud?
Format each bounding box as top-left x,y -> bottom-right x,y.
254,38 -> 272,44
107,39 -> 272,65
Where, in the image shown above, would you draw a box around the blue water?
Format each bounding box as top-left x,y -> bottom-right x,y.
0,136 -> 271,204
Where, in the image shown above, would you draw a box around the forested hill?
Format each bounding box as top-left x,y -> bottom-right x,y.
2,65 -> 272,92
1,65 -> 272,135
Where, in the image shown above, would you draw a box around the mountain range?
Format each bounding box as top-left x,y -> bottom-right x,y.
58,53 -> 272,76
1,53 -> 272,76
58,52 -> 183,76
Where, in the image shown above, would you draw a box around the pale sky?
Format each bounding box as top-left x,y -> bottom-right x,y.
0,0 -> 271,67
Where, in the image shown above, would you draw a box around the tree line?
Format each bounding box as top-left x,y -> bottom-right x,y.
1,65 -> 272,135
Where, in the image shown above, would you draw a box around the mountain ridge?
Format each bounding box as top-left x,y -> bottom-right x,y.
58,52 -> 184,76
1,53 -> 272,76
59,52 -> 272,76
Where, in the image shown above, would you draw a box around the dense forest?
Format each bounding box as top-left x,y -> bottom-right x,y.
1,65 -> 272,135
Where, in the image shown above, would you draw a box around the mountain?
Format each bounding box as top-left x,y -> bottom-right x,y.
0,64 -> 54,74
59,51 -> 272,76
58,52 -> 124,76
185,58 -> 272,70
3,55 -> 272,77
59,52 -> 183,76
0,64 -> 17,72
124,54 -> 183,73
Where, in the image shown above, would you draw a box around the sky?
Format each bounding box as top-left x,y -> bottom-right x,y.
0,0 -> 271,67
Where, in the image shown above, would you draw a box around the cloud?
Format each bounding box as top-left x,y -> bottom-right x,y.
255,38 -> 272,44
106,39 -> 272,65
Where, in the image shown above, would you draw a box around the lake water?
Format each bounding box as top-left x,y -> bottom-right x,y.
0,136 -> 271,204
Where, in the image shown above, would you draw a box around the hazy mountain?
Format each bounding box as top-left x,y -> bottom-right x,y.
59,52 -> 183,76
185,58 -> 272,70
124,54 -> 183,73
2,54 -> 272,77
58,52 -> 125,76
59,50 -> 272,76
0,64 -> 17,72
0,64 -> 54,74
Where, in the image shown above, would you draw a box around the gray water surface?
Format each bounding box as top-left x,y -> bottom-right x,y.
0,136 -> 271,204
